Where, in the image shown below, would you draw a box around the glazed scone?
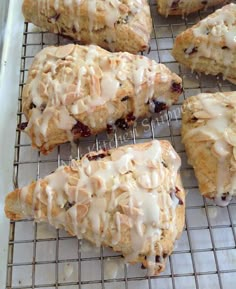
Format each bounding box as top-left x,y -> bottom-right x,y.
5,140 -> 185,275
157,0 -> 227,16
182,92 -> 236,206
172,3 -> 236,84
22,0 -> 152,54
19,44 -> 183,154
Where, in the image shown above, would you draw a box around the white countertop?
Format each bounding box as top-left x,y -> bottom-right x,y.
0,0 -> 9,67
0,0 -> 24,287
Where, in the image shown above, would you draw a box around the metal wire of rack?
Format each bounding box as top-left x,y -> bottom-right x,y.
5,1 -> 236,289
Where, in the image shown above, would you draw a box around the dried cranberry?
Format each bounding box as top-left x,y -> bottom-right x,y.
126,113 -> 136,122
18,122 -> 28,131
64,201 -> 74,211
171,0 -> 180,9
115,118 -> 129,130
163,253 -> 168,259
178,198 -> 184,205
154,101 -> 167,113
121,96 -> 129,102
155,255 -> 161,263
72,25 -> 77,33
106,124 -> 114,134
221,192 -> 230,201
72,121 -> 91,137
40,103 -> 46,112
184,47 -> 198,55
191,116 -> 198,123
171,82 -> 183,94
29,102 -> 36,109
61,27 -> 66,34
170,188 -> 183,205
87,153 -> 107,161
162,161 -> 168,168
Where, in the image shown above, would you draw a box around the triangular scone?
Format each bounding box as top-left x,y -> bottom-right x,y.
182,92 -> 236,206
22,0 -> 152,54
157,0 -> 227,16
172,4 -> 236,84
20,44 -> 182,154
5,140 -> 185,275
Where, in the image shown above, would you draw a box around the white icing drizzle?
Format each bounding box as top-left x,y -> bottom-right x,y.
100,73 -> 120,103
53,0 -> 60,10
183,92 -> 236,204
18,141 -> 183,263
133,57 -> 149,94
87,0 -> 97,36
57,107 -> 77,130
20,186 -> 29,216
104,0 -> 120,28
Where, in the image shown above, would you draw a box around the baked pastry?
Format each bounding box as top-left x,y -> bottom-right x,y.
19,44 -> 183,154
22,0 -> 152,54
172,3 -> 236,84
157,0 -> 228,16
5,140 -> 185,275
182,92 -> 236,206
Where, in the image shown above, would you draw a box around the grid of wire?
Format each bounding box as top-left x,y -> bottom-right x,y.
5,1 -> 236,289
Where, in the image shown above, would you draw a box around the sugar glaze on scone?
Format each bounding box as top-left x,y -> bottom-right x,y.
5,140 -> 185,275
20,44 -> 182,154
172,3 -> 236,84
157,0 -> 227,16
22,0 -> 152,54
182,92 -> 236,206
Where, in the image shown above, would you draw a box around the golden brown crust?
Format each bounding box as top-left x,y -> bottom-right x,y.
172,4 -> 236,84
182,92 -> 236,204
5,140 -> 185,275
22,0 -> 152,54
20,44 -> 182,154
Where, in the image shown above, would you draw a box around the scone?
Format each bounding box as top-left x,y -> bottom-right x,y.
157,0 -> 227,16
182,92 -> 236,206
172,3 -> 236,84
22,0 -> 152,54
19,44 -> 183,154
5,140 -> 185,275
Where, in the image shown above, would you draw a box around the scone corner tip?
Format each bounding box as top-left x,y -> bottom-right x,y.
181,91 -> 236,206
172,3 -> 236,84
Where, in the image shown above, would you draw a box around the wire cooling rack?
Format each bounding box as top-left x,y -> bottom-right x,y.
5,1 -> 236,288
